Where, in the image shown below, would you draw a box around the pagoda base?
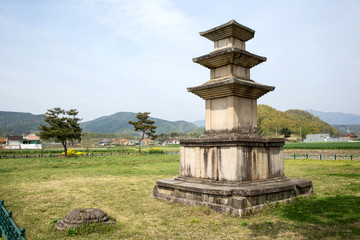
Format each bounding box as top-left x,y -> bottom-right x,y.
153,178 -> 313,216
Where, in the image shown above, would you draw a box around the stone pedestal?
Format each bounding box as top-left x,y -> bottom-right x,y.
153,20 -> 313,216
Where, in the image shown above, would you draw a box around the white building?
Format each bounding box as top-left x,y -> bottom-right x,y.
303,133 -> 349,142
6,133 -> 42,149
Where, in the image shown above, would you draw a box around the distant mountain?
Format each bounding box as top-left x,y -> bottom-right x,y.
333,124 -> 360,137
306,109 -> 360,125
0,108 -> 342,137
80,112 -> 199,135
192,120 -> 205,128
0,111 -> 44,135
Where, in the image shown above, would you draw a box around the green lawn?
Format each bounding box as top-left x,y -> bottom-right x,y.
0,155 -> 359,239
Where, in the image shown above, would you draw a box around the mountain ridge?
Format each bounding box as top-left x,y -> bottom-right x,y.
0,108 -> 356,137
0,111 -> 199,136
306,109 -> 360,125
80,111 -> 199,135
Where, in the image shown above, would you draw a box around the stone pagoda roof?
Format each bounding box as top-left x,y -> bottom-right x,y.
200,19 -> 255,42
193,47 -> 266,69
187,76 -> 274,100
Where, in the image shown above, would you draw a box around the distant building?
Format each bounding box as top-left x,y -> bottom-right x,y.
345,133 -> 358,141
160,139 -> 181,145
303,133 -> 349,143
141,139 -> 156,146
113,139 -> 134,146
0,138 -> 7,149
5,134 -> 42,149
99,139 -> 112,146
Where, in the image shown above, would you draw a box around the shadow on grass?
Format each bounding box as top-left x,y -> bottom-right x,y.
249,195 -> 360,239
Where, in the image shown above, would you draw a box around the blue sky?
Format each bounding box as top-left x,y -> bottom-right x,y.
1,0 -> 359,122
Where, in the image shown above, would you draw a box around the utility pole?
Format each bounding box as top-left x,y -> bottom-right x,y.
299,126 -> 302,142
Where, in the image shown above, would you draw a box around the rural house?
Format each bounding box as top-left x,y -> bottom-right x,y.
0,138 -> 7,149
113,139 -> 133,146
6,134 -> 42,149
345,133 -> 358,141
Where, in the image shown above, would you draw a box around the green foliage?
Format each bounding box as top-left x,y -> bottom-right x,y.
257,105 -> 340,138
148,148 -> 165,154
49,218 -> 61,224
66,228 -> 78,236
64,223 -> 114,237
128,112 -> 157,153
38,108 -> 82,156
280,128 -> 292,138
128,112 -> 157,137
191,218 -> 200,223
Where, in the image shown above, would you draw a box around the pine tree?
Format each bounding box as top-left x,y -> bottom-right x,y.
128,112 -> 157,153
38,108 -> 82,156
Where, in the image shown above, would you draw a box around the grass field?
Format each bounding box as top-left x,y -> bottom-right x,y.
1,154 -> 359,239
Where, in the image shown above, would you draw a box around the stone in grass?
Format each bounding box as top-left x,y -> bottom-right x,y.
55,208 -> 114,230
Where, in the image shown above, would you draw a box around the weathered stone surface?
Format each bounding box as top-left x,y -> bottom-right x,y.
153,19 -> 314,216
179,138 -> 284,182
55,208 -> 114,230
193,47 -> 266,69
153,178 -> 313,216
200,19 -> 255,42
187,76 -> 274,100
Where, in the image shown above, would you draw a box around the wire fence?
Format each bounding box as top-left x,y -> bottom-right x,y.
0,151 -> 180,159
284,153 -> 360,160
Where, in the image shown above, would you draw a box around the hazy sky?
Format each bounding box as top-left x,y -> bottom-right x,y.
1,0 -> 359,122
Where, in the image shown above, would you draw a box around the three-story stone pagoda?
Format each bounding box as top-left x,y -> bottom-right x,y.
153,20 -> 313,216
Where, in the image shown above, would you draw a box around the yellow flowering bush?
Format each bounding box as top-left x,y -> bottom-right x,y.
61,149 -> 86,156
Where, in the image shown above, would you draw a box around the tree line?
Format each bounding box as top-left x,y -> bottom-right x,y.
37,105 -> 340,156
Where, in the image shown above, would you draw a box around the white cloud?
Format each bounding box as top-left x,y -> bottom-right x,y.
68,0 -> 197,46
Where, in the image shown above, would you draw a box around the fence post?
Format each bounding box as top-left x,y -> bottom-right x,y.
293,154 -> 296,159
351,155 -> 353,160
320,154 -> 322,160
306,154 -> 308,159
334,154 -> 336,160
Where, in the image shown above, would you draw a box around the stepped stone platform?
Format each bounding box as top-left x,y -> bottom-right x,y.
153,178 -> 313,216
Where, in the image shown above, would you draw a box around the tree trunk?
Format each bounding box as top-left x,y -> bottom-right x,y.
62,140 -> 67,156
139,132 -> 145,153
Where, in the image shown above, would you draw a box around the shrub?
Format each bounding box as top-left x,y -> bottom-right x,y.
61,149 -> 86,156
148,148 -> 165,154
